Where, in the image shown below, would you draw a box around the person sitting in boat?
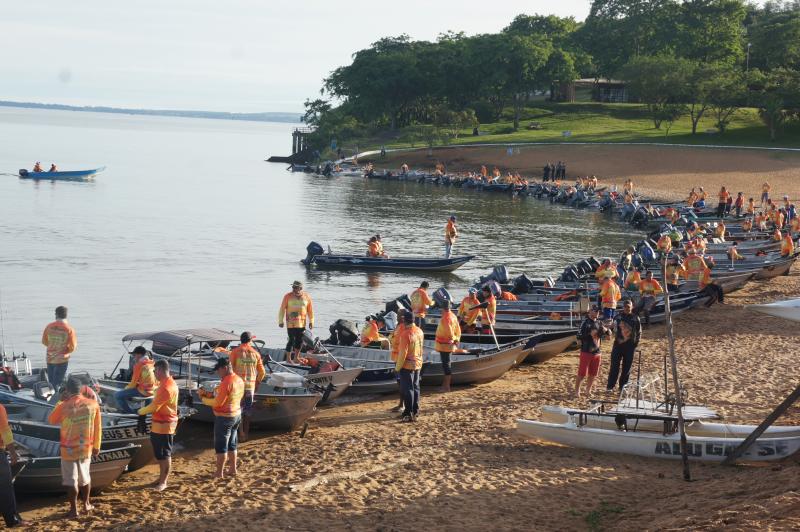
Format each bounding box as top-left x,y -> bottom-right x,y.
773,228 -> 783,242
374,234 -> 388,258
623,267 -> 642,292
499,289 -> 517,301
33,162 -> 42,172
114,346 -> 156,414
400,163 -> 409,175
781,232 -> 795,257
478,286 -> 497,326
367,237 -> 382,258
713,221 -> 726,241
595,259 -> 618,281
457,289 -> 481,328
727,242 -> 745,261
48,163 -> 58,172
741,217 -> 753,232
636,271 -> 663,325
360,316 -> 390,349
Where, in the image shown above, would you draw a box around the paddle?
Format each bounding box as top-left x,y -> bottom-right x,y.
468,301 -> 500,349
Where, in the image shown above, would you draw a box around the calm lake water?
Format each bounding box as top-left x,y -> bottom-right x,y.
0,107 -> 640,375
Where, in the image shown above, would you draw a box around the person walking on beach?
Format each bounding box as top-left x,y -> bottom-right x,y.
0,403 -> 24,527
47,377 -> 102,518
717,186 -> 730,218
199,358 -> 244,479
42,306 -> 77,387
444,215 -> 458,258
607,300 -> 641,393
114,346 -> 156,414
229,331 -> 266,442
574,305 -> 609,399
278,281 -> 314,364
395,312 -> 424,422
761,181 -> 771,207
137,359 -> 178,491
434,300 -> 461,393
410,281 -> 434,328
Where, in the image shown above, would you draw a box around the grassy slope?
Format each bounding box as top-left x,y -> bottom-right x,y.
363,102 -> 800,152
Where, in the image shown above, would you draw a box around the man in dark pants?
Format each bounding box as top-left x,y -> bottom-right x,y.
607,299 -> 642,393
394,312 -> 424,422
0,403 -> 24,527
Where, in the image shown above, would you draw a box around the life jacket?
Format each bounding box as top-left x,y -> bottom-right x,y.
600,281 -> 621,308
151,376 -> 179,435
500,291 -> 518,301
782,235 -> 794,256
623,271 -> 641,291
657,235 -> 672,252
279,292 -> 313,328
639,279 -> 662,296
458,296 -> 481,325
398,325 -> 425,371
410,288 -> 433,317
434,310 -> 461,353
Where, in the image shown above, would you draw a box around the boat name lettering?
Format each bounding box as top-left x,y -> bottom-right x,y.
262,398 -> 279,406
307,375 -> 332,385
655,440 -> 791,458
104,426 -> 147,439
93,450 -> 131,463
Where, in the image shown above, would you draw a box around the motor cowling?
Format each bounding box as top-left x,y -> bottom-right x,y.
512,274 -> 534,294
433,287 -> 452,309
326,319 -> 359,346
304,241 -> 325,264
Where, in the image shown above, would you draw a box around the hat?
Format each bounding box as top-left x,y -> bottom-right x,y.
450,215 -> 456,221
292,280 -> 303,289
130,345 -> 148,356
402,312 -> 414,324
240,331 -> 253,343
212,357 -> 230,371
468,287 -> 478,294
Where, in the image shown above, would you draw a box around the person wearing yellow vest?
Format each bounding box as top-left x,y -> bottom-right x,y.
684,249 -> 708,281
367,236 -> 381,257
479,286 -> 497,326
0,403 -> 23,527
47,377 -> 102,518
665,257 -> 685,293
410,281 -> 434,327
714,221 -> 726,241
360,316 -> 390,349
388,310 -> 408,413
114,346 -> 156,414
279,280 -> 314,364
457,288 -> 481,327
229,331 -> 266,442
395,312 -> 424,422
199,357 -> 245,479
434,301 -> 461,392
781,232 -> 795,257
623,269 -> 641,292
375,234 -> 388,258
42,305 -> 77,387
599,278 -> 622,321
595,259 -> 618,281
444,215 -> 458,258
636,271 -> 663,325
138,359 -> 178,492
657,234 -> 672,256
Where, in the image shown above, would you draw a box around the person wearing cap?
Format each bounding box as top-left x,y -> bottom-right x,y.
410,281 -> 434,327
229,332 -> 266,442
137,359 -> 178,491
594,259 -> 618,281
444,215 -> 458,258
574,306 -> 609,399
395,312 -> 424,422
199,358 -> 244,479
607,299 -> 641,393
479,286 -> 497,326
47,377 -> 102,518
360,316 -> 389,349
457,288 -> 481,328
0,403 -> 23,527
114,346 -> 156,414
434,300 -> 461,393
279,281 -> 314,364
388,309 -> 408,413
42,305 -> 77,387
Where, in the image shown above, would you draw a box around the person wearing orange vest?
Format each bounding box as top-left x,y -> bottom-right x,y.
434,301 -> 461,392
623,269 -> 641,292
684,249 -> 708,281
360,316 -> 389,348
479,286 -> 497,326
229,331 -> 266,442
727,242 -> 745,261
761,181 -> 771,206
595,259 -> 618,281
279,280 -> 314,364
367,236 -> 381,257
444,216 -> 458,258
664,258 -> 685,293
137,359 -> 178,492
47,377 -> 102,518
410,281 -> 434,327
781,232 -> 795,257
599,278 -> 621,320
0,403 -> 23,527
773,228 -> 782,242
636,271 -> 663,325
741,218 -> 753,232
457,288 -> 481,327
388,310 -> 408,413
657,234 -> 672,256
42,305 -> 77,387
698,267 -> 724,306
716,186 -> 730,217
114,346 -> 156,414
199,357 -> 245,479
395,312 -> 424,422
499,290 -> 518,301
714,221 -> 726,241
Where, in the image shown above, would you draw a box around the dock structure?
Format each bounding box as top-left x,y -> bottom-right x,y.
267,126 -> 316,163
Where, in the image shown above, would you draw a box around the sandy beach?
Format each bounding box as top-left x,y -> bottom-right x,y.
16,145 -> 800,531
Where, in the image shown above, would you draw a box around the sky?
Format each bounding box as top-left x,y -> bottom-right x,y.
1,0 -> 596,113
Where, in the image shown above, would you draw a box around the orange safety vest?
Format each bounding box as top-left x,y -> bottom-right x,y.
42,320 -> 77,365
480,295 -> 496,324
445,220 -> 458,243
684,255 -> 708,280
230,343 -> 266,393
389,323 -> 406,362
500,291 -> 518,301
127,358 -> 157,396
360,321 -> 382,346
410,288 -> 434,317
657,235 -> 672,253
623,271 -> 641,291
144,376 -> 179,435
600,281 -> 621,309
434,310 -> 461,353
278,292 -> 314,328
782,235 -> 794,256
457,295 -> 481,325
47,394 -> 102,461
202,373 -> 245,417
639,279 -> 663,296
0,404 -> 12,447
396,325 -> 425,371
368,241 -> 381,257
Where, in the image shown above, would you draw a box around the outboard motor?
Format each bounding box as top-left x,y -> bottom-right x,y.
512,274 -> 534,294
475,265 -> 510,288
483,281 -> 501,297
381,311 -> 398,331
576,259 -> 594,276
639,241 -> 656,263
559,265 -> 580,283
303,241 -> 325,264
301,329 -> 321,351
385,294 -> 412,314
587,256 -> 601,271
18,169 -> 28,177
433,287 -> 452,309
326,319 -> 359,346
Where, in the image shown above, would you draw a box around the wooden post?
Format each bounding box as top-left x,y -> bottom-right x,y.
722,384 -> 800,465
662,257 -> 691,481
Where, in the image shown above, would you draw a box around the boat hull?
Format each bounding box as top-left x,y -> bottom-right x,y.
19,166 -> 105,181
304,254 -> 474,272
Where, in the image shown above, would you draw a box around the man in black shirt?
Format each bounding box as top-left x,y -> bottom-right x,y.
607,299 -> 642,393
574,305 -> 610,398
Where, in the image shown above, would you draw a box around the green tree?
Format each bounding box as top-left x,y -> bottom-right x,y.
745,2 -> 800,71
621,55 -> 694,128
676,0 -> 746,64
706,70 -> 748,132
751,68 -> 800,140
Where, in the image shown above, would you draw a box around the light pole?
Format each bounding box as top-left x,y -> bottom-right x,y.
746,42 -> 752,71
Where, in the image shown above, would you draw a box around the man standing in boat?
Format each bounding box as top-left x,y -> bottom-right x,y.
410,281 -> 434,328
278,281 -> 314,364
395,312 -> 424,422
42,305 -> 77,387
444,215 -> 458,258
137,359 -> 178,491
607,299 -> 641,394
434,300 -> 461,393
574,305 -> 610,399
0,403 -> 24,527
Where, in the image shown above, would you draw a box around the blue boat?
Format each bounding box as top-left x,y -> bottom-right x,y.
19,166 -> 105,181
302,242 -> 474,272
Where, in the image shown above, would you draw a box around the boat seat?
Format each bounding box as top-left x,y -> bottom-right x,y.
33,381 -> 55,402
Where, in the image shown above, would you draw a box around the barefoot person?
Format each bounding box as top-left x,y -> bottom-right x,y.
229,331 -> 266,442
47,377 -> 102,518
574,306 -> 609,399
199,358 -> 244,479
137,360 -> 178,491
42,306 -> 77,387
434,300 -> 461,393
278,281 -> 314,364
0,404 -> 24,527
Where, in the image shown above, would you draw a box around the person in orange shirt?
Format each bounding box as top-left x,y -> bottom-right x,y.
367,236 -> 381,257
278,280 -> 314,364
781,232 -> 795,257
394,312 -> 424,422
0,403 -> 23,527
657,233 -> 672,256
138,360 -> 178,492
499,290 -> 518,301
47,378 -> 102,518
410,281 -> 434,327
761,181 -> 771,206
457,289 -> 481,327
229,332 -> 266,442
388,310 -> 408,413
114,346 -> 156,414
716,186 -> 730,217
360,316 -> 389,349
444,216 -> 458,258
434,301 -> 461,393
42,305 -> 77,387
199,358 -> 245,479
636,271 -> 663,325
599,278 -> 622,321
479,286 -> 497,326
